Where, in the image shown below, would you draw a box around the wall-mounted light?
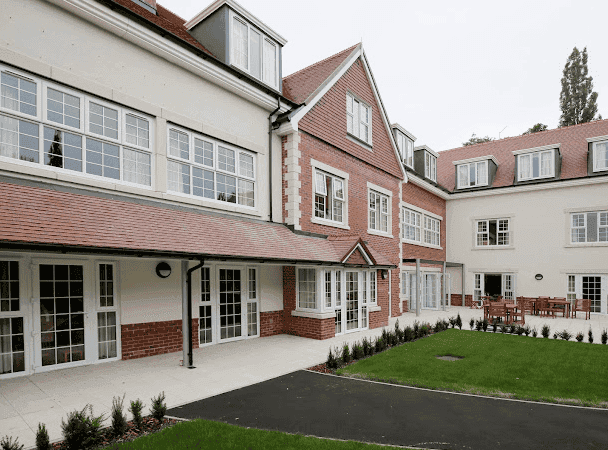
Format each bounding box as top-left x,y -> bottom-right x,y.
381,269 -> 389,280
156,262 -> 172,278
535,273 -> 543,281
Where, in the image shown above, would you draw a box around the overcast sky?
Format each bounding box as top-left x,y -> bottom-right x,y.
165,0 -> 608,151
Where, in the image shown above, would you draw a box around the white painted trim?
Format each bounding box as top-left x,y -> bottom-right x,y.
311,158 -> 350,180
184,0 -> 287,45
470,212 -> 515,220
400,201 -> 443,221
367,229 -> 393,239
391,123 -> 416,141
369,305 -> 381,312
291,310 -> 335,319
467,268 -> 519,274
453,155 -> 498,166
512,143 -> 561,155
414,145 -> 439,158
367,181 -> 392,197
310,216 -> 351,230
400,239 -> 443,251
559,269 -> 608,274
342,243 -> 373,265
586,134 -> 608,143
401,266 -> 442,272
406,172 -> 450,199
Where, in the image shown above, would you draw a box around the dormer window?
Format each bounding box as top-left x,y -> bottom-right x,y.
458,161 -> 488,188
517,149 -> 554,181
593,140 -> 608,172
425,152 -> 437,182
396,131 -> 413,168
230,13 -> 279,89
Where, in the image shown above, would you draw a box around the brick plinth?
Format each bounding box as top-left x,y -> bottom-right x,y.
121,318 -> 199,360
450,294 -> 473,307
260,311 -> 284,337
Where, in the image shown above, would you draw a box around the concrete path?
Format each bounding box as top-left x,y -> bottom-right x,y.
169,370 -> 608,450
1,306 -> 607,449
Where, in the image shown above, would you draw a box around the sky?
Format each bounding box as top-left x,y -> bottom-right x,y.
163,0 -> 608,151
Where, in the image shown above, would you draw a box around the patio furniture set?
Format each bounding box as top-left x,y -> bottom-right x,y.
472,296 -> 591,325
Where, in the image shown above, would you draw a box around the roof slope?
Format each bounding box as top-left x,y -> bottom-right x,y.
437,119 -> 608,191
282,44 -> 359,104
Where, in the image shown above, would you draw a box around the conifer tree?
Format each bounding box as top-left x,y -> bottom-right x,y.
559,47 -> 601,127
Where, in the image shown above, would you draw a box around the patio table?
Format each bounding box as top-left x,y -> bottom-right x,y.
548,298 -> 570,318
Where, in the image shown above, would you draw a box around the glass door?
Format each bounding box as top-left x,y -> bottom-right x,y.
218,268 -> 242,341
583,276 -> 602,313
334,270 -> 343,335
345,271 -> 359,331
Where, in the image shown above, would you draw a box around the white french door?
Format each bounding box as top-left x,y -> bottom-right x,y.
334,270 -> 369,335
568,274 -> 607,314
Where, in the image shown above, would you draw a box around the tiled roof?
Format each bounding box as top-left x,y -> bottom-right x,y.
327,235 -> 392,267
437,119 -> 608,191
282,44 -> 359,104
106,0 -> 215,57
0,182 -> 393,266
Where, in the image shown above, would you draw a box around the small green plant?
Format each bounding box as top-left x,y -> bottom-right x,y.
111,394 -> 128,437
341,343 -> 351,364
523,325 -> 531,336
404,326 -> 414,342
475,319 -> 483,331
516,325 -> 524,336
326,347 -> 338,370
352,344 -> 364,360
394,319 -> 400,334
413,321 -> 420,337
362,337 -> 372,356
419,325 -> 428,338
389,330 -> 399,346
449,317 -> 456,328
469,318 -> 475,330
482,318 -> 489,332
560,330 -> 572,341
588,328 -> 594,344
150,392 -> 167,422
0,435 -> 24,450
61,404 -> 105,450
500,324 -> 508,333
35,423 -> 51,450
553,332 -> 558,339
492,318 -> 498,333
532,327 -> 538,338
374,337 -> 385,353
602,329 -> 607,345
456,313 -> 462,330
541,324 -> 550,339
129,399 -> 145,430
575,332 -> 584,342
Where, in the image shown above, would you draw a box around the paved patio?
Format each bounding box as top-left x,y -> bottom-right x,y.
2,306 -> 607,449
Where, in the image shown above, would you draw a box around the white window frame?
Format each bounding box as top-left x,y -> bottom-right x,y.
0,66 -> 42,122
314,169 -> 345,224
475,218 -> 511,247
229,12 -> 279,90
425,152 -> 437,182
94,261 -> 120,362
424,216 -> 440,247
367,183 -> 392,237
346,92 -> 372,146
569,211 -> 608,244
401,207 -> 421,243
395,130 -> 413,168
400,202 -> 443,249
517,149 -> 555,181
593,141 -> 608,172
310,159 -> 350,230
297,267 -> 318,311
457,160 -> 488,188
166,124 -> 257,210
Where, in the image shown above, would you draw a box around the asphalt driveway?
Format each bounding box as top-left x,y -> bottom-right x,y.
168,370 -> 608,450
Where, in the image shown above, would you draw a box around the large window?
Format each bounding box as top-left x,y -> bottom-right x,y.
369,190 -> 389,233
424,216 -> 440,246
457,161 -> 488,188
593,141 -> 608,172
314,170 -> 344,223
395,130 -> 413,168
476,218 -> 510,246
230,14 -> 279,89
570,211 -> 608,243
402,206 -> 441,248
0,65 -> 153,188
402,208 -> 421,242
297,268 -> 317,309
167,126 -> 256,208
517,150 -> 554,181
346,93 -> 371,145
425,152 -> 437,182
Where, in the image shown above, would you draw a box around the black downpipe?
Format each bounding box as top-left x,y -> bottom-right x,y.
268,97 -> 281,222
186,259 -> 205,368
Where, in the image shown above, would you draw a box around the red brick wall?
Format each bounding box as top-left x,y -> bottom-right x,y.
121,318 -> 199,360
345,248 -> 367,265
450,294 -> 473,307
260,311 -> 284,337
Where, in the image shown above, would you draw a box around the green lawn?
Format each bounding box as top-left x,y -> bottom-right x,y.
337,329 -> 608,407
105,419 -> 413,449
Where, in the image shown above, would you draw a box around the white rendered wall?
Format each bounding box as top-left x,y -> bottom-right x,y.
260,265 -> 283,312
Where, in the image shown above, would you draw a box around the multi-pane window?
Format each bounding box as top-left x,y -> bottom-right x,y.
0,317 -> 24,374
97,311 -> 117,359
99,264 -> 114,308
518,150 -> 554,180
247,303 -> 257,337
167,126 -> 256,207
567,275 -> 576,303
476,219 -> 510,246
325,272 -> 332,308
230,14 -> 279,89
1,70 -> 36,116
396,130 -> 413,168
199,267 -> 212,345
0,66 -> 153,187
298,269 -> 316,309
593,141 -> 608,172
424,216 -> 440,246
369,190 -> 389,233
0,261 -> 19,312
314,170 -> 344,223
370,271 -> 376,304
335,270 -> 342,307
425,152 -> 437,182
571,211 -> 608,243
457,161 -> 488,188
402,208 -> 422,242
346,93 -> 371,144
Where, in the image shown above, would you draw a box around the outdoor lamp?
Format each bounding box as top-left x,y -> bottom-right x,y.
156,262 -> 172,278
381,269 -> 389,279
535,274 -> 543,281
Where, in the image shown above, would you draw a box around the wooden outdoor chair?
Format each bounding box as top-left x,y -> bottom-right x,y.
470,297 -> 483,309
488,303 -> 507,324
510,305 -> 525,325
537,298 -> 555,318
572,299 -> 591,320
551,297 -> 568,318
519,298 -> 534,316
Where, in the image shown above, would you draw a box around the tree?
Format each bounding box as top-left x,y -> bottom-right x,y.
522,123 -> 548,135
462,133 -> 494,146
559,47 -> 601,127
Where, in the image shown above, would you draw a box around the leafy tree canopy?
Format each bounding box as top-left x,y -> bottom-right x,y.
462,133 -> 494,147
559,47 -> 601,127
522,123 -> 548,135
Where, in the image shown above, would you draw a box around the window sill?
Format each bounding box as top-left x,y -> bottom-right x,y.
164,191 -> 262,217
592,167 -> 608,173
401,239 -> 443,250
472,246 -> 515,251
564,242 -> 608,248
368,305 -> 381,312
367,229 -> 393,238
291,310 -> 336,320
346,132 -> 373,151
311,216 -> 350,230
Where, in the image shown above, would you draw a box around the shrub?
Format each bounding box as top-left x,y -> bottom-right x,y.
456,314 -> 463,330
575,332 -> 584,342
362,337 -> 372,356
394,319 -> 400,334
469,318 -> 475,330
129,399 -> 145,430
500,324 -> 507,333
35,423 -> 51,450
553,332 -> 558,339
341,344 -> 351,364
396,326 -> 404,342
541,324 -> 550,339
419,325 -> 428,338
374,337 -> 385,353
0,436 -> 24,450
381,328 -> 389,344
352,344 -> 364,360
150,392 -> 167,422
475,319 -> 482,331
326,347 -> 338,370
389,330 -> 399,346
532,327 -> 538,338
602,330 -> 608,345
111,394 -> 128,437
492,318 -> 498,333
523,325 -> 531,337
482,318 -> 489,332
516,325 -> 524,336
509,323 -> 518,334
560,330 -> 572,341
61,404 -> 105,450
588,328 -> 594,344
404,326 -> 414,342
449,317 -> 456,328
413,321 -> 420,337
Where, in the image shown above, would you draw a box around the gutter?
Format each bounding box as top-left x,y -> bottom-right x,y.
183,259 -> 205,368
